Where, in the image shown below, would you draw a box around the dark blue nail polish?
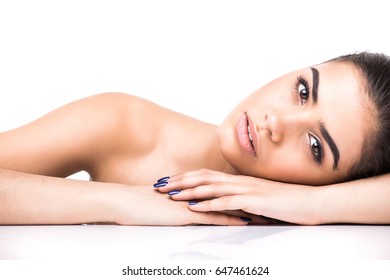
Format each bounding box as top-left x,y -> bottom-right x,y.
188,201 -> 198,205
157,176 -> 170,183
153,181 -> 168,188
168,190 -> 181,196
239,217 -> 252,223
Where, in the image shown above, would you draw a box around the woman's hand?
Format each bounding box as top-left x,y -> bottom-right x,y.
156,169 -> 323,225
109,185 -> 251,226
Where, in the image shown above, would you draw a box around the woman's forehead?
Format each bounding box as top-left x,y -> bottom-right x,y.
314,62 -> 373,176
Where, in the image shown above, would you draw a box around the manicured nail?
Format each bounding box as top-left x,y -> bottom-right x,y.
168,190 -> 181,196
188,201 -> 198,205
153,181 -> 168,188
157,176 -> 170,183
239,217 -> 252,223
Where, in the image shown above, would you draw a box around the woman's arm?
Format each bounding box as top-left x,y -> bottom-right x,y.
0,93 -> 133,177
0,168 -> 248,225
0,168 -> 114,224
157,169 -> 390,225
318,174 -> 390,224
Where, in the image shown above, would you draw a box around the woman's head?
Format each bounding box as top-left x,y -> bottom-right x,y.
218,52 -> 390,185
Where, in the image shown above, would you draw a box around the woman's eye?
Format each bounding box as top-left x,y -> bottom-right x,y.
295,76 -> 310,105
309,134 -> 323,164
298,83 -> 308,101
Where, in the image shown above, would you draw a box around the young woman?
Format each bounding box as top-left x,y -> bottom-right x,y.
1,52 -> 389,225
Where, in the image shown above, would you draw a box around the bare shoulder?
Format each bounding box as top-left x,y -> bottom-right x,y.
89,92 -> 165,115
85,92 -> 186,182
77,92 -> 169,127
85,92 -> 179,155
0,92 -> 174,177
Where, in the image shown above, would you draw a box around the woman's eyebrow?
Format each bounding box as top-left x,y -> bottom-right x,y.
310,67 -> 319,104
320,123 -> 340,170
311,67 -> 340,170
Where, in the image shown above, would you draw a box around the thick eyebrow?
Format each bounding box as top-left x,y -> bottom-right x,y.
310,67 -> 319,104
311,67 -> 340,170
320,123 -> 340,170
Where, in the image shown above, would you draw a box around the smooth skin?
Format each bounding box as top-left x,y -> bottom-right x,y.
217,62 -> 371,185
0,61 -> 385,225
159,169 -> 390,225
0,94 -> 246,225
0,169 -> 247,225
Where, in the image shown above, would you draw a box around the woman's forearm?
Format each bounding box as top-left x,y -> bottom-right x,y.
318,174 -> 390,224
0,168 -> 246,226
0,168 -> 119,224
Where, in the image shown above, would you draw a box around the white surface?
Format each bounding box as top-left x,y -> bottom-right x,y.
1,225 -> 389,260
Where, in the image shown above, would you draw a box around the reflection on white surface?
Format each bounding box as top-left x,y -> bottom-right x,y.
1,225 -> 389,260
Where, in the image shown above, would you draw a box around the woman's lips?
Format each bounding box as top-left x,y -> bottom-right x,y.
236,112 -> 256,157
247,113 -> 258,156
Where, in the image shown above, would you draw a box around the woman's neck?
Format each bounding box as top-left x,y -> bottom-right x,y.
166,117 -> 238,175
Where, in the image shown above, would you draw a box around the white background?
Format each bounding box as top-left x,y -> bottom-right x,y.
1,0 -> 389,130
1,1 -> 390,279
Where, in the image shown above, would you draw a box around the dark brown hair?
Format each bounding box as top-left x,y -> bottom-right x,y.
329,52 -> 390,181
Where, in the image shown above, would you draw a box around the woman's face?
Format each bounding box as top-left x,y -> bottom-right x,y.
218,61 -> 373,185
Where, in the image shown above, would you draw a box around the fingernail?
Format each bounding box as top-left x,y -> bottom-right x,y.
239,217 -> 252,223
188,201 -> 198,205
168,190 -> 181,196
157,176 -> 170,183
153,181 -> 168,188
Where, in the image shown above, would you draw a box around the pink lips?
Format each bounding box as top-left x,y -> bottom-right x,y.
236,112 -> 256,157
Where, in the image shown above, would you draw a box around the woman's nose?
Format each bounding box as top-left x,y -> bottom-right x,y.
264,112 -> 308,143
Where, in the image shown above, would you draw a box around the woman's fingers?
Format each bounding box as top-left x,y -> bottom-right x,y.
168,183 -> 250,200
154,169 -> 253,197
155,169 -> 225,192
154,168 -> 255,194
188,195 -> 246,212
192,210 -> 251,226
